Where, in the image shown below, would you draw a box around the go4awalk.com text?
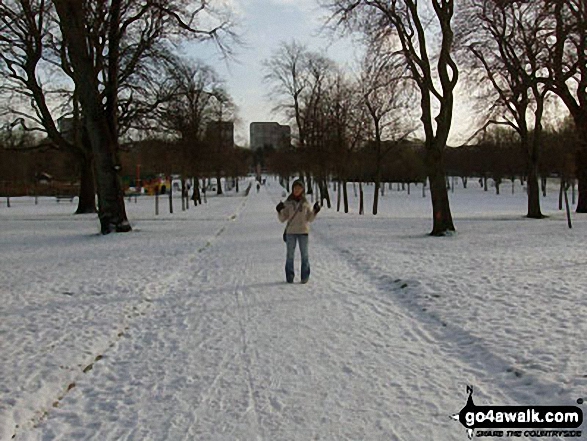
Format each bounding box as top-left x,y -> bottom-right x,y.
451,386 -> 584,439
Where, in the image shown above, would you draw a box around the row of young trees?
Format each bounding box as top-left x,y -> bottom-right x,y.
0,0 -> 236,233
267,122 -> 577,206
264,0 -> 587,235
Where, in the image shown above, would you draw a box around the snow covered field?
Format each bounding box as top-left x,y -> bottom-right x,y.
1,178 -> 585,441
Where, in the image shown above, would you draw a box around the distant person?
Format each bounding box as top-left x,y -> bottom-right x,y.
256,182 -> 261,193
276,179 -> 321,284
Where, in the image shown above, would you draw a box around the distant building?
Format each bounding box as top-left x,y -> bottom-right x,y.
205,121 -> 234,149
250,122 -> 291,150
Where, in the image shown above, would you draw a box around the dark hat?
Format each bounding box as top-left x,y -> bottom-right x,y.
292,179 -> 305,190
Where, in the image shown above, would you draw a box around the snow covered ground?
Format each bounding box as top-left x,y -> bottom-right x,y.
0,177 -> 585,441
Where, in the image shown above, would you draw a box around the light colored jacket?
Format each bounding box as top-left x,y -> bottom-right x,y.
278,198 -> 317,234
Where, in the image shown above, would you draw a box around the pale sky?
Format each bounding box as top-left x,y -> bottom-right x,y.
183,0 -> 477,147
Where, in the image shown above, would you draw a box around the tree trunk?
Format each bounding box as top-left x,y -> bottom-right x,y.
202,178 -> 207,203
526,164 -> 543,218
564,182 -> 572,228
216,173 -> 222,195
181,179 -> 186,211
373,168 -> 381,215
559,178 -> 564,210
53,0 -> 129,234
185,179 -> 190,210
343,180 -> 349,213
88,124 -> 129,233
169,179 -> 173,214
337,180 -> 341,212
75,153 -> 97,214
541,177 -> 547,197
195,177 -> 201,205
320,178 -> 331,208
359,181 -> 364,215
576,141 -> 587,212
427,150 -> 455,235
462,176 -> 468,188
155,190 -> 159,215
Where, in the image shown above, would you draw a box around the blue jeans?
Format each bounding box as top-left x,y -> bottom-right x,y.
285,234 -> 310,282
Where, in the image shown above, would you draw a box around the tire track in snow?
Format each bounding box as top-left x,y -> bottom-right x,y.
306,232 -> 454,439
311,222 -> 581,439
13,193 -> 251,441
180,192 -> 275,440
234,257 -> 265,441
181,250 -> 265,440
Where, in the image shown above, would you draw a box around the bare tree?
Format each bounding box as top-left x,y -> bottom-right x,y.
151,56 -> 231,208
264,43 -> 337,208
303,52 -> 337,208
359,49 -> 416,214
0,0 -> 98,213
325,0 -> 459,235
541,0 -> 587,213
206,89 -> 237,195
155,57 -> 223,141
264,41 -> 310,150
457,0 -> 550,218
53,0 -> 236,233
323,71 -> 368,213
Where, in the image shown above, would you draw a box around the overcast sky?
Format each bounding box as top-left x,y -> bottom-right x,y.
183,0 -> 477,147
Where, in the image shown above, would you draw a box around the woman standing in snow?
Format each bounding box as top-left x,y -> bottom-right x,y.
276,179 -> 321,284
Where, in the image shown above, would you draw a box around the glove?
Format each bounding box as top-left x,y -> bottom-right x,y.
313,202 -> 321,213
276,201 -> 285,212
